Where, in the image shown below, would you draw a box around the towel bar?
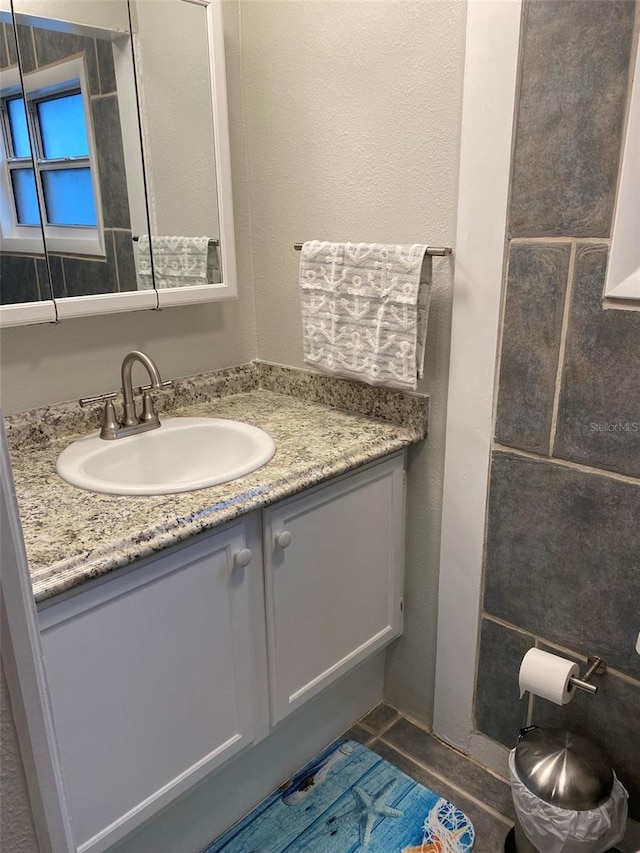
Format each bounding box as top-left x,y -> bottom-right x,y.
293,242 -> 451,256
133,236 -> 219,245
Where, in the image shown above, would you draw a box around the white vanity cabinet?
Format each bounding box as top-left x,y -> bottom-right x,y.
263,453 -> 405,724
37,515 -> 267,853
37,452 -> 405,853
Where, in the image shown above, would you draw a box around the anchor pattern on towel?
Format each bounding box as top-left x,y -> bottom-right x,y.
300,242 -> 431,391
136,235 -> 211,289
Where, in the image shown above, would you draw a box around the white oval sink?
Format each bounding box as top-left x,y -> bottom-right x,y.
56,417 -> 276,495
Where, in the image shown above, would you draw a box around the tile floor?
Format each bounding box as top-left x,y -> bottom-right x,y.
343,703 -> 514,853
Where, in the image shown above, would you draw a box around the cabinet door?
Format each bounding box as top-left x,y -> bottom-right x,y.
263,454 -> 405,725
38,518 -> 264,853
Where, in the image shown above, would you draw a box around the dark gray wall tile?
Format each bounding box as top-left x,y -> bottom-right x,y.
495,243 -> 570,453
92,95 -> 131,229
383,717 -> 516,819
14,25 -> 35,73
112,230 -> 137,292
509,0 -> 635,237
1,22 -> 18,68
35,257 -> 53,301
44,255 -> 65,299
0,255 -> 40,304
555,245 -> 640,477
485,453 -> 640,681
475,618 -> 532,749
58,233 -> 118,298
532,649 -> 640,820
31,29 -> 99,95
96,39 -> 116,95
372,741 -> 513,853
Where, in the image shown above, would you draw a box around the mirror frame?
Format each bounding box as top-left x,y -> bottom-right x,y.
604,36 -> 639,302
0,0 -> 237,327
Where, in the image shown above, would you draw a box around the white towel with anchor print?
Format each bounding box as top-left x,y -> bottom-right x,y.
136,235 -> 210,289
299,241 -> 432,391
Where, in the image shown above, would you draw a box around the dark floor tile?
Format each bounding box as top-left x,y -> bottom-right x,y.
359,702 -> 400,734
475,619 -> 533,751
372,741 -> 512,853
532,649 -> 640,821
339,724 -> 375,747
383,717 -> 515,820
495,243 -> 570,454
555,244 -> 640,477
484,453 -> 640,681
509,1 -> 635,237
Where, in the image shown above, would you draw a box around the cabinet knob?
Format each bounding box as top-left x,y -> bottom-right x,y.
234,548 -> 252,568
275,530 -> 292,549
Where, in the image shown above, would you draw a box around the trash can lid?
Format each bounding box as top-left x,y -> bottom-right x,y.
514,728 -> 614,810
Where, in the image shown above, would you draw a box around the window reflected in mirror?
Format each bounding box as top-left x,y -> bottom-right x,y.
1,0 -> 237,323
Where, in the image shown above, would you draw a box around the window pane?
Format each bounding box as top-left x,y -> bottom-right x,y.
7,98 -> 32,158
37,93 -> 89,159
11,168 -> 41,225
41,168 -> 96,226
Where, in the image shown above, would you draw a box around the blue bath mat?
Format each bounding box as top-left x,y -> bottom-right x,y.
204,739 -> 475,852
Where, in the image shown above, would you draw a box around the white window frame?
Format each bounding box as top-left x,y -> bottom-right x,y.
0,56 -> 105,258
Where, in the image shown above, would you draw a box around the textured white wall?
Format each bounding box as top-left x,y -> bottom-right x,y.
1,663 -> 40,853
240,0 -> 467,723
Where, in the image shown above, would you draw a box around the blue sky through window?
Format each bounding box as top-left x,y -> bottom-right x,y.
42,168 -> 96,226
37,93 -> 89,159
5,90 -> 96,229
7,97 -> 32,157
11,168 -> 40,225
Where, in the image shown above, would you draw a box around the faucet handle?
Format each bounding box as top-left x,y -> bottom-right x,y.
79,391 -> 117,408
99,400 -> 122,440
140,391 -> 161,426
133,379 -> 172,395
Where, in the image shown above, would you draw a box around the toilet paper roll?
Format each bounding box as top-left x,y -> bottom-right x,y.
519,648 -> 580,705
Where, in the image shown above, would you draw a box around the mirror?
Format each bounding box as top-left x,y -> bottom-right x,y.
0,0 -> 237,326
605,37 -> 639,301
0,8 -> 55,323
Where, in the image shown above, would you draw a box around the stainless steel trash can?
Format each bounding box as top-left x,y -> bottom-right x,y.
505,727 -> 623,853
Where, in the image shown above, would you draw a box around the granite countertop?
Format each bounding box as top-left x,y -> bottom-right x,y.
5,363 -> 428,604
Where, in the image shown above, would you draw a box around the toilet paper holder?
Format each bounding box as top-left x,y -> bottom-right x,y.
568,656 -> 607,695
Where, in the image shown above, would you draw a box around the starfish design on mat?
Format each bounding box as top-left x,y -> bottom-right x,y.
328,779 -> 404,847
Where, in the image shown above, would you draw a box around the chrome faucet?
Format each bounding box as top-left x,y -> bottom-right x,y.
80,351 -> 167,440
121,351 -> 163,429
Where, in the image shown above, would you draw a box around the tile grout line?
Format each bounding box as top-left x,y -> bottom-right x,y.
399,711 -> 512,786
358,711 -> 402,739
492,442 -> 640,486
376,737 -> 514,827
510,236 -> 610,245
548,240 -> 577,457
483,612 -> 640,688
